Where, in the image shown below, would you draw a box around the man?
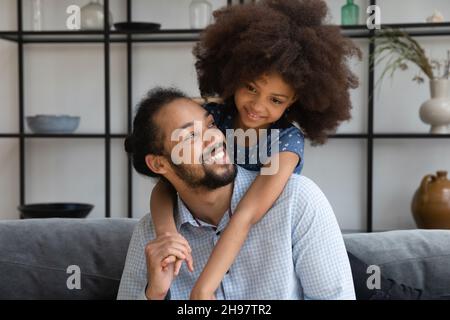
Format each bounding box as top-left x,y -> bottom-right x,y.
117,87 -> 356,300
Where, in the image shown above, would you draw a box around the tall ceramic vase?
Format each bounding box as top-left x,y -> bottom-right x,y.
419,79 -> 450,134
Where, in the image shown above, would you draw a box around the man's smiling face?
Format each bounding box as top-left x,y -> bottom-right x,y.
155,98 -> 236,189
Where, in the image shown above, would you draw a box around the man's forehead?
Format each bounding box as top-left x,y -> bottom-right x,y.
162,99 -> 207,125
163,99 -> 205,120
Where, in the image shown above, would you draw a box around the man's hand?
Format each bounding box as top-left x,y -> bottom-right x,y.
144,232 -> 193,300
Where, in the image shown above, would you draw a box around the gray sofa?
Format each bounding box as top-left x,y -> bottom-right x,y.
0,218 -> 449,300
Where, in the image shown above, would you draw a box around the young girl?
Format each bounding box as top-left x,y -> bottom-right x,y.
151,0 -> 361,299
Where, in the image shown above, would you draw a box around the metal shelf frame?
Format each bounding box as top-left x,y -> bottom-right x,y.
1,0 -> 450,229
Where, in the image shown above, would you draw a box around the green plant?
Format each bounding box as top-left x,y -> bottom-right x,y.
371,28 -> 450,86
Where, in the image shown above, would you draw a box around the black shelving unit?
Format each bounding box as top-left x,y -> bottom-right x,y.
1,0 -> 450,230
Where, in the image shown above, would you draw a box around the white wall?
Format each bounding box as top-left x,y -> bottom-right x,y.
0,0 -> 449,231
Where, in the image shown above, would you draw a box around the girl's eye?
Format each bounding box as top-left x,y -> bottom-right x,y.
246,84 -> 257,93
271,97 -> 283,105
208,121 -> 217,128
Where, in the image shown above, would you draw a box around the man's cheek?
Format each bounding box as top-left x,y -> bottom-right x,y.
170,140 -> 196,165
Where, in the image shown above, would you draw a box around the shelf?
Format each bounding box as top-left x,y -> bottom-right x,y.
0,30 -> 203,43
330,133 -> 368,138
4,0 -> 450,227
0,133 -> 127,138
340,22 -> 450,38
373,133 -> 450,139
1,23 -> 450,43
331,133 -> 450,139
380,22 -> 450,37
2,133 -> 450,139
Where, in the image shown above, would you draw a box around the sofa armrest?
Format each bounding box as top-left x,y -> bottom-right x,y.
0,218 -> 137,300
344,229 -> 450,298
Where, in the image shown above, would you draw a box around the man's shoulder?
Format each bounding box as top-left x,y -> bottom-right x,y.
284,174 -> 325,200
132,213 -> 156,244
237,167 -> 325,204
280,174 -> 326,205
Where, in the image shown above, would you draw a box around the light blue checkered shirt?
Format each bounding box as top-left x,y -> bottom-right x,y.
117,168 -> 355,300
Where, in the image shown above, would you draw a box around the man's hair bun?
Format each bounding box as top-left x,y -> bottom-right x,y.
124,135 -> 135,153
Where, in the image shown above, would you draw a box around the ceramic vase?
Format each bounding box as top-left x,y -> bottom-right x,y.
419,79 -> 450,134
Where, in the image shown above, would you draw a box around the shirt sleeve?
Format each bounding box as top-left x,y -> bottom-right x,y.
139,285 -> 171,300
116,215 -> 153,300
268,126 -> 305,174
291,177 -> 356,300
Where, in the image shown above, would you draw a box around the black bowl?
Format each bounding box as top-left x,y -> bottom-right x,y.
114,22 -> 161,32
18,203 -> 94,219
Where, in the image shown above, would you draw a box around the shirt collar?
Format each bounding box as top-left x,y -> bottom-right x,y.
174,166 -> 245,232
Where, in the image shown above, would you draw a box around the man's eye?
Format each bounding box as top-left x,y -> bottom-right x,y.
208,121 -> 217,128
185,132 -> 197,141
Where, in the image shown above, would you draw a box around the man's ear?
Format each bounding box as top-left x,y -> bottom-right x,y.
145,154 -> 168,175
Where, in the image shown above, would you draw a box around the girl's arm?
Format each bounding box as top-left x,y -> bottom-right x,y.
150,179 -> 178,235
151,179 -> 194,274
190,152 -> 300,299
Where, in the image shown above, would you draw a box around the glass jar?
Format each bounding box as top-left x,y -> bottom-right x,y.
189,0 -> 212,29
341,0 -> 359,25
80,0 -> 114,30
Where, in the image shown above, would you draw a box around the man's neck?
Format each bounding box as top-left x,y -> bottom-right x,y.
177,182 -> 234,227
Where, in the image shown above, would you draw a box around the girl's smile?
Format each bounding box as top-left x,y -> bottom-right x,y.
243,106 -> 267,122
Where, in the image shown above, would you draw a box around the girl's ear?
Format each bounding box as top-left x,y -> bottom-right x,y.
290,94 -> 298,105
145,154 -> 168,175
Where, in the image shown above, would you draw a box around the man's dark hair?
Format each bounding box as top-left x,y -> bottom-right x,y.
124,87 -> 188,177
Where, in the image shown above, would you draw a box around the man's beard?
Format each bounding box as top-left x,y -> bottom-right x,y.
171,162 -> 237,190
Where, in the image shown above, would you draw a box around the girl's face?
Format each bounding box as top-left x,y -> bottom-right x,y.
234,72 -> 296,130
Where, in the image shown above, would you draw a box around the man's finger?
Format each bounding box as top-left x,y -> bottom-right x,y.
162,255 -> 177,267
186,253 -> 194,272
174,259 -> 183,276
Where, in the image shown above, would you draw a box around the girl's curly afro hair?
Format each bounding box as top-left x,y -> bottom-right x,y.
193,0 -> 362,145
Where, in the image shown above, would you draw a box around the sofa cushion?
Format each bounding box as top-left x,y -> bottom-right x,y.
344,229 -> 450,298
2,218 -> 450,300
0,218 -> 137,300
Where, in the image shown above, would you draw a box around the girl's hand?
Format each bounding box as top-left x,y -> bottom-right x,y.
159,232 -> 194,275
162,254 -> 194,275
